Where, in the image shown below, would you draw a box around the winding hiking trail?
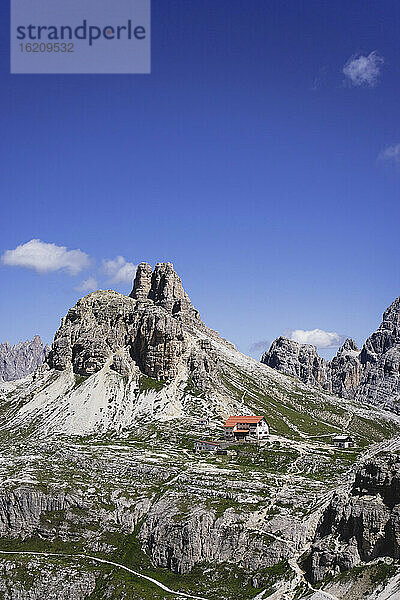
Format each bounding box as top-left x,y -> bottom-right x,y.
249,438 -> 346,600
249,436 -> 400,599
1,441 -> 398,600
0,550 -> 209,600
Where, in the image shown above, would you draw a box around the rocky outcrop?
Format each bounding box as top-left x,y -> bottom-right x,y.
355,296 -> 400,412
305,454 -> 400,583
47,263 -> 217,387
262,296 -> 400,413
261,336 -> 362,397
130,261 -> 153,300
131,261 -> 199,320
261,337 -> 331,390
139,493 -> 299,576
47,290 -> 189,381
330,338 -> 362,398
0,336 -> 49,382
0,488 -> 83,538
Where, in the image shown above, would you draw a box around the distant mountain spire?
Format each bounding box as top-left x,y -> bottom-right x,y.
0,336 -> 48,381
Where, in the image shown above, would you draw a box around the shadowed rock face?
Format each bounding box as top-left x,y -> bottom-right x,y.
0,336 -> 49,381
353,460 -> 400,509
305,455 -> 400,583
47,262 -> 216,385
262,296 -> 400,412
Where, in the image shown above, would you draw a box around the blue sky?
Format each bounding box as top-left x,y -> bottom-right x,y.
0,0 -> 399,359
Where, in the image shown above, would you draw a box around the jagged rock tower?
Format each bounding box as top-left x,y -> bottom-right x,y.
47,262 -> 216,388
0,336 -> 49,381
130,262 -> 199,321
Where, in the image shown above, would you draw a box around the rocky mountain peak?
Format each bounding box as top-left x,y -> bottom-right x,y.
261,336 -> 331,390
360,297 -> 400,362
354,295 -> 400,411
338,338 -> 359,354
261,336 -> 361,398
382,295 -> 400,330
48,262 -> 212,385
263,295 -> 400,411
130,262 -> 194,316
0,336 -> 48,381
130,262 -> 153,300
148,262 -> 188,303
330,338 -> 361,398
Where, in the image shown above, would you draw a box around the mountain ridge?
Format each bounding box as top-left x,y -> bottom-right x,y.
0,262 -> 399,599
0,335 -> 49,382
3,262 -> 398,441
262,295 -> 400,413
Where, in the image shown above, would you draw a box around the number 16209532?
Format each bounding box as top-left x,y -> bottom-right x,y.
20,42 -> 74,52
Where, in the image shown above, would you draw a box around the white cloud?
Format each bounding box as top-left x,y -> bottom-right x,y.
342,51 -> 383,87
289,328 -> 345,349
75,277 -> 98,293
378,143 -> 400,163
102,256 -> 136,284
2,239 -> 90,275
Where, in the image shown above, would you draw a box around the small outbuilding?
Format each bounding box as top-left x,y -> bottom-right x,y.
333,434 -> 354,449
194,440 -> 222,453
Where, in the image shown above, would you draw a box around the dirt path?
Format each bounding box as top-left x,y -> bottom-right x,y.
0,550 -> 209,600
250,443 -> 342,600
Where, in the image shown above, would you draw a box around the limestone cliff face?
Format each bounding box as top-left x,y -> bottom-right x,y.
261,337 -> 331,390
330,338 -> 362,398
47,262 -> 216,386
305,455 -> 400,583
0,489 -> 80,537
138,493 -> 298,576
0,336 -> 49,382
355,296 -> 400,412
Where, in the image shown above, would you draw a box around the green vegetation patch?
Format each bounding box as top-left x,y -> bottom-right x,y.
138,376 -> 165,393
73,374 -> 88,389
253,560 -> 293,595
